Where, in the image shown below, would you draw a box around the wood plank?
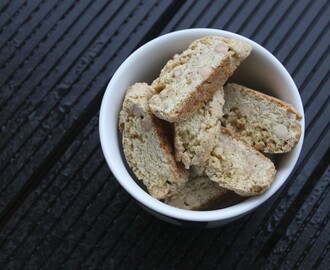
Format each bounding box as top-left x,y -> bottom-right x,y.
0,0 -> 42,49
0,0 -> 180,221
274,168 -> 330,269
0,0 -> 329,269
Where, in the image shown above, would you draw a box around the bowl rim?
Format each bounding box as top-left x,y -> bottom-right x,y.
99,28 -> 305,222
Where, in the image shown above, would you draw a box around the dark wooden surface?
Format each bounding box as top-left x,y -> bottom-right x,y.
0,0 -> 329,269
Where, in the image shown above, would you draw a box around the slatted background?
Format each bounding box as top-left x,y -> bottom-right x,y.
0,0 -> 329,269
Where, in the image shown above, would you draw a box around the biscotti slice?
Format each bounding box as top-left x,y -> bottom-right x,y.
205,127 -> 276,196
174,87 -> 225,169
165,176 -> 230,210
222,83 -> 302,153
119,83 -> 188,200
149,36 -> 252,122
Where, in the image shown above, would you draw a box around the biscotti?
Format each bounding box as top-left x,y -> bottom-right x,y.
165,175 -> 230,210
116,35 -> 304,207
205,127 -> 276,196
119,83 -> 188,199
149,36 -> 252,122
174,87 -> 225,169
222,83 -> 302,153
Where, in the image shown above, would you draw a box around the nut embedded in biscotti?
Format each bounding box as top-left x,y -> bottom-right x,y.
222,83 -> 302,153
174,87 -> 225,169
204,127 -> 276,197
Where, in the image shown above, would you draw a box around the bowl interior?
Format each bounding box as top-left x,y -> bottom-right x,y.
99,29 -> 305,223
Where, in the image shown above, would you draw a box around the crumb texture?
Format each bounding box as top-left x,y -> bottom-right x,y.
205,127 -> 276,196
149,36 -> 252,122
165,175 -> 230,210
174,87 -> 225,168
222,83 -> 302,153
119,83 -> 188,199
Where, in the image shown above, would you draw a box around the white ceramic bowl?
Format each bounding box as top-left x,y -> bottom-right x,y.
99,29 -> 305,228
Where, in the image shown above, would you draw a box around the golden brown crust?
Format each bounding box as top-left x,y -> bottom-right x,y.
153,118 -> 188,196
119,83 -> 189,199
149,36 -> 252,123
170,56 -> 233,121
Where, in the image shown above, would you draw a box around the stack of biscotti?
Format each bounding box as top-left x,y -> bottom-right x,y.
119,35 -> 302,211
119,36 -> 252,207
